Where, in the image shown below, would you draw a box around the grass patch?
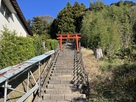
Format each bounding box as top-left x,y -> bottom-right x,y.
82,48 -> 136,101
100,58 -> 124,71
90,62 -> 136,102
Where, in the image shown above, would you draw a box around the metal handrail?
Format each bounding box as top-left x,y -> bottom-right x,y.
75,45 -> 90,99
41,49 -> 59,86
0,50 -> 55,102
79,50 -> 90,98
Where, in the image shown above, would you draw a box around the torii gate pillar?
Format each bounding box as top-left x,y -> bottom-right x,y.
57,34 -> 81,52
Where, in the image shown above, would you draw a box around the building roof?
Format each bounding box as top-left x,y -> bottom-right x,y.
10,0 -> 33,36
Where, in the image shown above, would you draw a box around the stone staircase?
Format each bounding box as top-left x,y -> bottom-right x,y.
41,44 -> 87,102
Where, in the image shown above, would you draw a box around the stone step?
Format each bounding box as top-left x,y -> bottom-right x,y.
57,58 -> 74,59
42,100 -> 87,102
48,80 -> 71,84
55,63 -> 74,64
44,89 -> 80,94
50,74 -> 73,78
52,71 -> 73,75
55,65 -> 74,66
42,94 -> 86,101
55,61 -> 73,63
55,60 -> 74,62
53,70 -> 73,73
55,62 -> 73,64
51,72 -> 73,76
41,87 -> 73,94
50,76 -> 73,81
55,61 -> 74,63
55,62 -> 74,64
46,84 -> 76,89
56,60 -> 74,61
54,67 -> 74,70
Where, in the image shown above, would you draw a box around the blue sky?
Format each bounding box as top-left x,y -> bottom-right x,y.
17,0 -> 136,20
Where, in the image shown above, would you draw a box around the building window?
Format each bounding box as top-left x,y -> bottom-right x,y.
1,1 -> 12,21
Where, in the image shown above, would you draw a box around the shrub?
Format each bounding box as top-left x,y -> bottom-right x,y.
33,35 -> 44,56
0,28 -> 44,69
95,63 -> 136,102
45,39 -> 58,50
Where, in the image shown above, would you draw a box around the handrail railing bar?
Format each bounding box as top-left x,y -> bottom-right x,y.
17,84 -> 39,102
30,71 -> 37,84
6,87 -> 26,94
8,63 -> 38,83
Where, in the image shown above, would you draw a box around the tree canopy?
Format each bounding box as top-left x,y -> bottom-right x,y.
81,1 -> 136,60
28,16 -> 53,39
50,2 -> 86,38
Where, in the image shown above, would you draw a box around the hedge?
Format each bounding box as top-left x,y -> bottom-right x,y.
45,39 -> 58,50
0,28 -> 44,69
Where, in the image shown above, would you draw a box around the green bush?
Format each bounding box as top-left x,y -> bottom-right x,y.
94,63 -> 136,102
45,39 -> 58,50
0,28 -> 44,69
33,35 -> 44,56
115,45 -> 136,61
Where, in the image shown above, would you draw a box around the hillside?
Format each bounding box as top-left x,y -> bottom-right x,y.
82,48 -> 136,101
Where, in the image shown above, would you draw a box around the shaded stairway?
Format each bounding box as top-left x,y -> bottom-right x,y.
41,43 -> 89,102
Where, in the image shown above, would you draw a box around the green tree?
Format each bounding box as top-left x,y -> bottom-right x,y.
90,1 -> 107,11
81,11 -> 93,48
50,2 -> 86,38
27,19 -> 31,26
81,2 -> 125,59
129,6 -> 136,43
49,19 -> 58,38
109,4 -> 132,48
30,16 -> 53,40
73,2 -> 86,33
57,2 -> 75,33
111,1 -> 136,7
31,16 -> 46,35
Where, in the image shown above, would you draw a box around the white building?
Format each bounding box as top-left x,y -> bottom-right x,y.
0,0 -> 32,36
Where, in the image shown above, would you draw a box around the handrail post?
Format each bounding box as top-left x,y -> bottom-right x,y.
38,62 -> 41,96
27,70 -> 30,92
4,80 -> 8,102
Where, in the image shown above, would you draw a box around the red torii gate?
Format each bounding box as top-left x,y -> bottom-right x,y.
57,34 -> 81,52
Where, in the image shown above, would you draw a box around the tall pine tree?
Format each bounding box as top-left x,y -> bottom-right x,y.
57,2 -> 75,34
73,2 -> 86,33
31,16 -> 53,36
50,1 -> 86,37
